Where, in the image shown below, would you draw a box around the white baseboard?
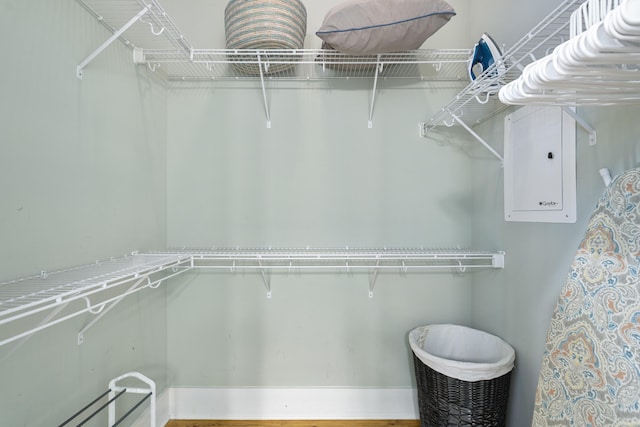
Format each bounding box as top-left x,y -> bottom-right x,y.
134,387 -> 419,425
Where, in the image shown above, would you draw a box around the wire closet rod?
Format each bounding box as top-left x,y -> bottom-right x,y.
165,247 -> 505,270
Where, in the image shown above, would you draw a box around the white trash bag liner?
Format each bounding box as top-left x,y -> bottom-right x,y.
409,324 -> 515,382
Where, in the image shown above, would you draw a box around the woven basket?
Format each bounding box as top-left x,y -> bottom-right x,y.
412,354 -> 512,427
225,0 -> 307,75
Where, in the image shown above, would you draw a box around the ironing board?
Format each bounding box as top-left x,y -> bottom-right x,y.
532,168 -> 640,426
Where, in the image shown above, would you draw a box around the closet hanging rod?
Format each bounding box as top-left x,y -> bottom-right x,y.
421,0 -> 587,133
499,0 -> 640,106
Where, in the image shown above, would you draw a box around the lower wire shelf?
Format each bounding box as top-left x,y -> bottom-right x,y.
0,247 -> 504,347
167,247 -> 504,271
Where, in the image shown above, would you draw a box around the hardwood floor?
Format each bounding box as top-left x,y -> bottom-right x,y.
166,420 -> 420,427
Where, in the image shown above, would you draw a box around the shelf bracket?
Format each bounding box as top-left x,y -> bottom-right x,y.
562,107 -> 596,146
257,54 -> 272,128
368,260 -> 381,298
77,276 -> 147,345
75,263 -> 190,345
0,302 -> 69,362
258,260 -> 272,298
449,112 -> 504,163
368,55 -> 383,129
493,252 -> 506,268
77,5 -> 151,79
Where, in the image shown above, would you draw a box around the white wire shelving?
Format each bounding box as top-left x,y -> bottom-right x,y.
138,48 -> 471,83
0,248 -> 504,347
499,0 -> 640,106
74,0 -> 471,127
419,0 -> 588,161
0,252 -> 192,347
145,48 -> 471,128
74,0 -> 471,83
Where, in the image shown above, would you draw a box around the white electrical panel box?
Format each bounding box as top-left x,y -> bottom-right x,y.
504,106 -> 576,223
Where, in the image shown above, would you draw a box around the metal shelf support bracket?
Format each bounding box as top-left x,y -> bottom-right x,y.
258,260 -> 272,298
449,113 -> 504,163
562,107 -> 597,146
257,54 -> 272,128
368,260 -> 381,298
493,252 -> 506,268
77,5 -> 151,79
77,276 -> 147,345
368,55 -> 383,129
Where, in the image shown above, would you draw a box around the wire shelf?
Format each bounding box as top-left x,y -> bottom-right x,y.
0,248 -> 503,346
0,253 -> 192,346
422,0 -> 587,132
0,253 -> 189,316
139,49 -> 472,84
163,247 -> 503,271
73,0 -> 472,125
75,0 -> 471,84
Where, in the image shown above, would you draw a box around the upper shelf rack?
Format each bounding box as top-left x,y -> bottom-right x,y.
74,0 -> 472,127
420,0 -> 587,138
75,0 -> 470,83
137,48 -> 471,83
0,248 -> 504,347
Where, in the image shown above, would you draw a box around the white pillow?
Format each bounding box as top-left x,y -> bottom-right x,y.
316,0 -> 455,55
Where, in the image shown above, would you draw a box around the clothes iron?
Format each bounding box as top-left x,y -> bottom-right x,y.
468,33 -> 504,81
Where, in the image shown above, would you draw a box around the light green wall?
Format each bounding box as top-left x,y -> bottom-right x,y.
167,273 -> 473,387
165,83 -> 476,387
6,0 -> 635,426
166,83 -> 471,247
470,104 -> 640,426
0,1 -> 168,425
468,0 -> 565,48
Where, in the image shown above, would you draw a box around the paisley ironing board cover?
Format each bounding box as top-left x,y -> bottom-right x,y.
532,168 -> 640,426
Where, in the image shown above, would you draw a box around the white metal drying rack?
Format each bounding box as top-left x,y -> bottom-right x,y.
74,0 -> 471,128
419,0 -> 592,161
0,248 -> 504,347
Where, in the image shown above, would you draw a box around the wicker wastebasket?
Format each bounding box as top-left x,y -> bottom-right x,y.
224,0 -> 307,75
409,324 -> 515,427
